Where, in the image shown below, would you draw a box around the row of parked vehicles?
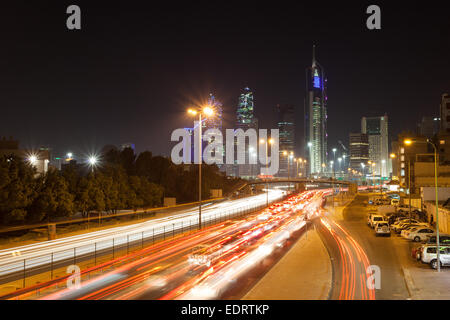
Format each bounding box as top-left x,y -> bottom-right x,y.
367,211 -> 450,269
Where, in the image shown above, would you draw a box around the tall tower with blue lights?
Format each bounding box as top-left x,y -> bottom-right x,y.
304,45 -> 328,176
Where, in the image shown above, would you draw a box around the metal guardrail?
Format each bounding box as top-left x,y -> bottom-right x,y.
0,195 -> 287,300
0,198 -> 225,235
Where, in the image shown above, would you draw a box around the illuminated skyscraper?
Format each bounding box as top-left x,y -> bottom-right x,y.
305,45 -> 327,176
237,87 -> 258,130
361,114 -> 390,177
204,93 -> 223,134
277,104 -> 295,177
226,87 -> 259,178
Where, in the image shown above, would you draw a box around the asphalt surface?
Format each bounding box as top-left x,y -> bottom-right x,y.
319,194 -> 411,300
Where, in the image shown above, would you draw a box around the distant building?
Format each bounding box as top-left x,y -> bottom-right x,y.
204,93 -> 223,134
439,93 -> 450,134
391,132 -> 428,193
0,136 -> 49,175
361,114 -> 390,177
349,133 -> 369,172
418,116 -> 440,138
236,87 -> 258,130
305,45 -> 327,177
227,87 -> 259,179
120,143 -> 135,151
277,104 -> 295,177
204,93 -> 225,171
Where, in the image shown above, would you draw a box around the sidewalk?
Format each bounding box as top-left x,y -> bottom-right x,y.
242,227 -> 332,300
402,266 -> 450,300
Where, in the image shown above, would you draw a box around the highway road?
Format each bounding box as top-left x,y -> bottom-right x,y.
0,190 -> 285,284
3,189 -> 327,300
329,195 -> 410,299
317,194 -> 412,300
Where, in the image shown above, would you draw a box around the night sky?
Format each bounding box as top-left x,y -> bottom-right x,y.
1,1 -> 449,159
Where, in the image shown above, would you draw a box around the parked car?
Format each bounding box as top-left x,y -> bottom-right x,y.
374,222 -> 391,236
391,198 -> 400,206
412,245 -> 424,260
403,227 -> 435,242
425,234 -> 450,245
391,218 -> 420,231
388,214 -> 406,225
370,215 -> 385,228
390,218 -> 411,230
394,222 -> 428,234
420,245 -> 450,269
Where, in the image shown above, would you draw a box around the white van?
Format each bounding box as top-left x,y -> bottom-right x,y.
370,215 -> 385,228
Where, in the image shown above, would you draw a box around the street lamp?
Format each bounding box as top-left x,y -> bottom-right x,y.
404,138 -> 442,272
187,106 -> 215,230
28,155 -> 37,165
88,155 -> 98,173
260,138 -> 274,206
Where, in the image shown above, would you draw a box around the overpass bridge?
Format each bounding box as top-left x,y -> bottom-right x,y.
232,177 -> 357,194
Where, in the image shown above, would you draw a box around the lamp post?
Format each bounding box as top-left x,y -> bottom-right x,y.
404,138 -> 441,272
402,140 -> 414,225
260,138 -> 274,206
338,157 -> 342,178
88,155 -> 98,173
188,106 -> 214,230
361,163 -> 366,184
307,142 -> 312,176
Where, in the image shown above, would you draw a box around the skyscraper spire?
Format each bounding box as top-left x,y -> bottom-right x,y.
312,44 -> 316,67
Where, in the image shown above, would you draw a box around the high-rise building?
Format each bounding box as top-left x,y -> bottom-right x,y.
204,93 -> 223,135
237,87 -> 257,130
349,133 -> 369,172
361,114 -> 390,177
204,93 -> 224,170
305,45 -> 327,176
226,87 -> 259,178
277,104 -> 295,177
418,116 -> 440,138
439,93 -> 450,134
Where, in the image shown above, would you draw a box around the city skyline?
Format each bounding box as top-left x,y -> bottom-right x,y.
1,3 -> 448,159
2,2 -> 450,305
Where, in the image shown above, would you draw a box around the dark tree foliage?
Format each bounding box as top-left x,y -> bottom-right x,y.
0,148 -> 242,226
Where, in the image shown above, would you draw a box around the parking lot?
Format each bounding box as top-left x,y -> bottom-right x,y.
330,192 -> 450,299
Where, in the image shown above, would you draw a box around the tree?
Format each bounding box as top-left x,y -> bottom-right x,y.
0,155 -> 37,224
28,169 -> 74,222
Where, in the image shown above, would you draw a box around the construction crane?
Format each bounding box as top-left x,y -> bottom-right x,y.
338,140 -> 348,153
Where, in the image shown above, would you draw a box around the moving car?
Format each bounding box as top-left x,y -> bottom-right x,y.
420,245 -> 450,269
374,222 -> 391,236
391,198 -> 400,206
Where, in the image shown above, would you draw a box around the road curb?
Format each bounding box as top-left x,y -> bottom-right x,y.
314,221 -> 334,300
401,267 -> 417,300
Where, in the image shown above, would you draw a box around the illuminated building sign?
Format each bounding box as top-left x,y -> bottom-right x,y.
313,69 -> 320,89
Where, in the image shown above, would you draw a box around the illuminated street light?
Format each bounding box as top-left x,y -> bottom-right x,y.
88,156 -> 98,166
403,138 -> 441,272
28,155 -> 37,165
390,153 -> 396,159
187,105 -> 215,230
